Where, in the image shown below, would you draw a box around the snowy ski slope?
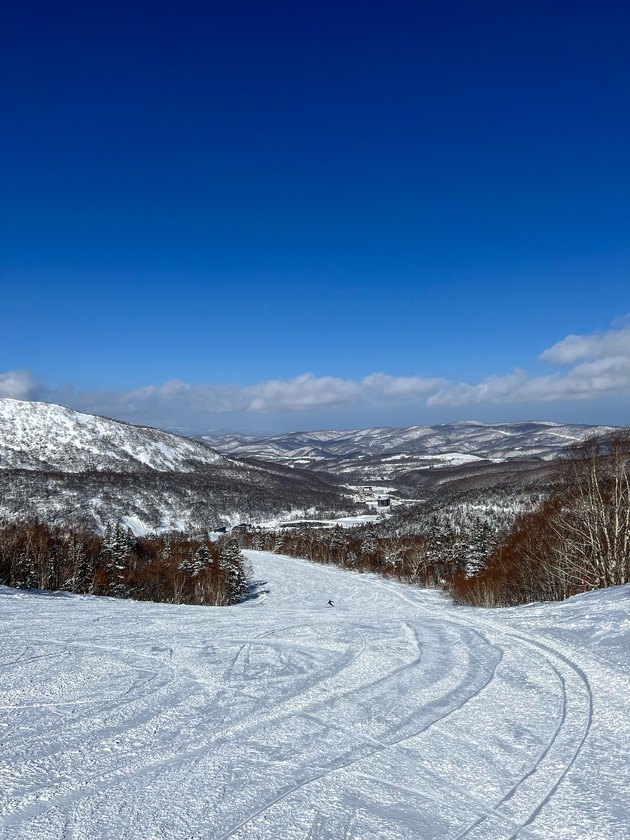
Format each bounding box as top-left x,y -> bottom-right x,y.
1,551 -> 629,839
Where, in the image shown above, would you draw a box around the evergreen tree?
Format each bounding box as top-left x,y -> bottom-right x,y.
101,522 -> 131,596
465,519 -> 494,578
328,525 -> 345,563
42,547 -> 60,591
178,549 -> 194,576
67,536 -> 93,593
361,530 -> 378,556
273,531 -> 286,554
12,552 -> 37,589
346,550 -> 358,567
192,544 -> 212,577
218,539 -> 249,603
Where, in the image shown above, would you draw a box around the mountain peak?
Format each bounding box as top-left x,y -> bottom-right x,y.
0,398 -> 224,473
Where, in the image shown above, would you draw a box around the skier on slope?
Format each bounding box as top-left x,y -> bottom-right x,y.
327,599 -> 334,607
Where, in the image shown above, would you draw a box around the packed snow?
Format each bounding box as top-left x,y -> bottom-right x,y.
1,552 -> 629,839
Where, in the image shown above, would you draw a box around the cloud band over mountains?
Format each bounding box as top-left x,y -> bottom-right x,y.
2,321 -> 630,420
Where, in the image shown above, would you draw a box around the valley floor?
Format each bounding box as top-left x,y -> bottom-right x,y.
1,552 -> 629,839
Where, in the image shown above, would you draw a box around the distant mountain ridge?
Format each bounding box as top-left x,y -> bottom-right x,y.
196,420 -> 620,472
0,400 -> 623,533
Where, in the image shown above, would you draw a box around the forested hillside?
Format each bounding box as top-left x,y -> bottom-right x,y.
236,432 -> 630,607
0,520 -> 250,606
0,400 -> 355,533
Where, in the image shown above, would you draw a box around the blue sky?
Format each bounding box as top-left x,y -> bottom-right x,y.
1,0 -> 629,431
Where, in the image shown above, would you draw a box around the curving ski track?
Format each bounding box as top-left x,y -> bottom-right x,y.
0,550 -> 628,839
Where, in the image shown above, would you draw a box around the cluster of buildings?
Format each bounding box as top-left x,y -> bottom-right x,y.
356,486 -> 390,507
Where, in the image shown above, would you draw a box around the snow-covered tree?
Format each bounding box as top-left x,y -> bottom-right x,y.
273,531 -> 287,554
101,522 -> 132,596
345,550 -> 358,567
218,539 -> 249,603
465,519 -> 494,578
12,552 -> 37,589
192,544 -> 212,577
328,525 -> 345,563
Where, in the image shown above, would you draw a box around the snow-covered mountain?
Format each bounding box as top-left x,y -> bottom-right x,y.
197,420 -> 620,481
1,400 -> 622,532
0,400 -> 352,533
0,398 -> 226,472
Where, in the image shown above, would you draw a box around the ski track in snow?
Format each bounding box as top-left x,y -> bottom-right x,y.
0,552 -> 628,840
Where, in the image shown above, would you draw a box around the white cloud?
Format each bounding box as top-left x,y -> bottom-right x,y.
540,323 -> 630,365
0,369 -> 44,400
3,318 -> 630,423
244,373 -> 362,412
427,371 -> 530,407
361,373 -> 447,398
428,321 -> 630,406
69,372 -> 438,418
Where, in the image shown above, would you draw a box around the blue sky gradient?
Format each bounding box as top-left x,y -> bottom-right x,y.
1,1 -> 629,430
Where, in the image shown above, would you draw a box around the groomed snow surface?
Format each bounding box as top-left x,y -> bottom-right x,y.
1,552 -> 629,839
